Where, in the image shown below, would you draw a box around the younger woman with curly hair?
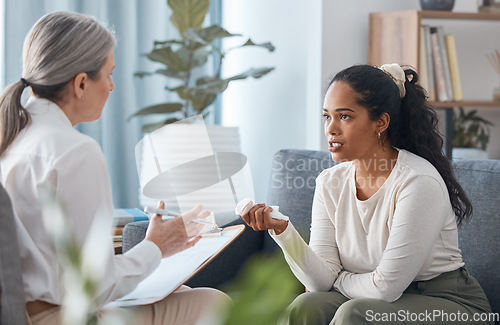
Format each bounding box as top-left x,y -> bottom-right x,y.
241,64 -> 492,324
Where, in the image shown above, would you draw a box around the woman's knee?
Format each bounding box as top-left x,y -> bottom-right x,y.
332,298 -> 380,324
282,292 -> 345,325
196,287 -> 232,308
289,292 -> 324,313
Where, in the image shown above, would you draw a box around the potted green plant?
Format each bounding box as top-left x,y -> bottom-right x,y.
131,0 -> 274,210
452,107 -> 494,160
129,0 -> 275,132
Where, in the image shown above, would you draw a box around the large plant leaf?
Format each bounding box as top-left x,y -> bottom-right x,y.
227,38 -> 276,53
190,90 -> 217,112
134,71 -> 153,78
153,39 -> 184,46
168,0 -> 209,38
195,79 -> 230,94
192,47 -> 211,68
142,117 -> 181,133
183,28 -> 209,45
196,76 -> 215,86
190,67 -> 274,95
201,25 -> 239,41
171,85 -> 216,112
242,38 -> 276,52
134,69 -> 187,80
146,46 -> 190,71
155,68 -> 187,79
148,45 -> 210,72
128,103 -> 183,120
227,67 -> 275,81
171,85 -> 189,100
185,25 -> 239,44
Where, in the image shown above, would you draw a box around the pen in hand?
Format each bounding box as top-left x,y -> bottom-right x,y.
143,206 -> 212,225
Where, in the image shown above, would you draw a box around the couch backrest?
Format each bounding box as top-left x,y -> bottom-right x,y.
266,149 -> 500,315
453,160 -> 500,316
266,149 -> 334,249
0,184 -> 27,325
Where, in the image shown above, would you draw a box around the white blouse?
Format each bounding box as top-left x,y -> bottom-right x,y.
270,149 -> 464,302
0,97 -> 161,306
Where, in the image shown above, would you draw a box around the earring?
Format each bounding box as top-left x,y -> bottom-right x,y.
377,132 -> 381,139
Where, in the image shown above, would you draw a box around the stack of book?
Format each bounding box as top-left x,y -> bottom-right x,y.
419,25 -> 463,102
112,208 -> 149,242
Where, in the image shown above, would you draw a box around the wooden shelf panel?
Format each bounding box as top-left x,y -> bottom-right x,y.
368,11 -> 420,68
429,101 -> 500,108
369,10 -> 500,158
420,10 -> 500,21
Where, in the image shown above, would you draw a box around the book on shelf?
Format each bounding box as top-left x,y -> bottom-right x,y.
430,26 -> 450,102
423,25 -> 436,101
112,235 -> 123,242
421,25 -> 462,103
113,208 -> 149,226
112,226 -> 124,236
419,26 -> 430,95
444,33 -> 463,102
436,26 -> 453,101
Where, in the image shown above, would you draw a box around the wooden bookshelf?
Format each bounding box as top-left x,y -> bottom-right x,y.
369,11 -> 500,157
419,10 -> 500,21
369,11 -> 500,107
370,11 -> 500,74
429,101 -> 500,108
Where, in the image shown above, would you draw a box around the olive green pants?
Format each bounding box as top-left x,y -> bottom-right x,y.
279,268 -> 494,325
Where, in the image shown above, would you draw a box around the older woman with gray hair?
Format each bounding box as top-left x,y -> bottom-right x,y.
0,11 -> 229,325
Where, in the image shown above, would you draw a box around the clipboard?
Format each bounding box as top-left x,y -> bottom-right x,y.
105,224 -> 245,308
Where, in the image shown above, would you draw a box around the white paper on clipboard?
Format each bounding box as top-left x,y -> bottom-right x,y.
105,226 -> 243,308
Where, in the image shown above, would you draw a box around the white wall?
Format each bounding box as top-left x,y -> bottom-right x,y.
0,0 -> 4,88
222,0 -> 323,202
222,0 -> 500,202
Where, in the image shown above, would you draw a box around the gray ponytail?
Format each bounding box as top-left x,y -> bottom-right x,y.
0,11 -> 115,157
0,81 -> 31,157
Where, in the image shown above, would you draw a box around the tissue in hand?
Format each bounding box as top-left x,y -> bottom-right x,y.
234,198 -> 289,221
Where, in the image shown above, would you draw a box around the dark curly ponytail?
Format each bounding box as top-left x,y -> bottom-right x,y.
331,64 -> 472,226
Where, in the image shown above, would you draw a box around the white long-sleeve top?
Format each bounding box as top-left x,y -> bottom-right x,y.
0,97 -> 161,306
270,149 -> 464,303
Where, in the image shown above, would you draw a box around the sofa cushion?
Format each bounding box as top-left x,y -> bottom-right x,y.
0,184 -> 27,325
265,149 -> 333,251
453,159 -> 500,316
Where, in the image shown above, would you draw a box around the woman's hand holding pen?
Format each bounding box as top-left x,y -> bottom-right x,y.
145,201 -> 211,258
241,203 -> 288,235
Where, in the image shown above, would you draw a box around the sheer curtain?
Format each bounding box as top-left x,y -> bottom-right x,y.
1,0 -> 220,208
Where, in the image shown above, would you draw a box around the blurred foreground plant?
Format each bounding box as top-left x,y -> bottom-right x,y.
218,253 -> 302,325
41,190 -> 126,325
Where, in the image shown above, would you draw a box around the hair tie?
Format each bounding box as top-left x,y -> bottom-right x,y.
20,78 -> 30,88
379,64 -> 406,98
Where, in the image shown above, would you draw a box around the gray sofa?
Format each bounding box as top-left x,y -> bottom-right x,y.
124,149 -> 500,318
0,184 -> 27,324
